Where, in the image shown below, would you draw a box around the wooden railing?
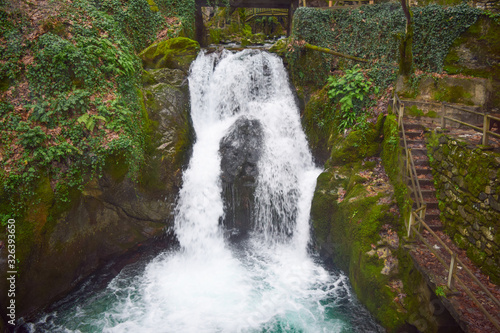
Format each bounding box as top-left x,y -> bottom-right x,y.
440,102 -> 500,145
321,0 -> 377,8
393,94 -> 500,332
393,94 -> 426,219
245,8 -> 288,22
400,99 -> 500,146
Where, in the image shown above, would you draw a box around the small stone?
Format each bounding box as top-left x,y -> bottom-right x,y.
490,198 -> 500,211
366,249 -> 376,257
476,240 -> 481,249
458,206 -> 467,219
485,186 -> 492,195
473,231 -> 481,240
479,192 -> 488,201
459,225 -> 469,236
484,248 -> 493,256
460,168 -> 467,176
481,226 -> 495,241
466,214 -> 474,223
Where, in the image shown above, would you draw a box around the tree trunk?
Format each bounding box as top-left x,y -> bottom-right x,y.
304,43 -> 368,63
399,0 -> 414,77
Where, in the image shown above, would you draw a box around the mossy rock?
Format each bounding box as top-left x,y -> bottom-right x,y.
139,37 -> 200,72
330,125 -> 381,166
301,87 -> 334,164
269,37 -> 290,57
444,16 -> 500,80
142,68 -> 186,87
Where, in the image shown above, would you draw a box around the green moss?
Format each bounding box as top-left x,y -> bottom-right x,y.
466,247 -> 487,266
444,16 -> 500,79
141,70 -> 157,86
453,233 -> 469,250
310,172 -> 338,243
103,153 -> 130,183
269,37 -> 290,57
139,37 -> 200,72
425,110 -> 439,118
330,125 -> 381,166
301,87 -> 334,163
407,105 -> 424,117
146,0 -> 159,12
482,258 -> 500,285
433,84 -> 473,105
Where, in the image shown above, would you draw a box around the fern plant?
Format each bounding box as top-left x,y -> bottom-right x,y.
327,65 -> 379,131
77,113 -> 106,132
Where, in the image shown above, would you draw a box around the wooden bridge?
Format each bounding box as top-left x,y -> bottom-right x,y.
245,8 -> 289,22
195,0 -> 300,45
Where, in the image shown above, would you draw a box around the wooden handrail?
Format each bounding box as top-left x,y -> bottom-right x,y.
400,99 -> 500,145
393,93 -> 500,330
411,223 -> 500,332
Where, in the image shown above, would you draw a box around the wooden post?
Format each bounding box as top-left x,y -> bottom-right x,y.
418,205 -> 426,233
287,1 -> 299,36
440,102 -> 446,129
329,0 -> 332,6
407,213 -> 414,238
483,115 -> 490,145
447,253 -> 457,289
302,0 -> 306,7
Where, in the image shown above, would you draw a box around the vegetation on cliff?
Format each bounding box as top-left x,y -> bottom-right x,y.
0,0 -> 198,314
0,0 -> 195,225
285,3 -> 482,90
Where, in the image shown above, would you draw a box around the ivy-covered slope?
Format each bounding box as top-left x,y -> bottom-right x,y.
0,0 -> 194,224
286,3 -> 482,90
0,0 -> 197,320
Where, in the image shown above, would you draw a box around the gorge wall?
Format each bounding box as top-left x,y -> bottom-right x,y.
427,133 -> 500,284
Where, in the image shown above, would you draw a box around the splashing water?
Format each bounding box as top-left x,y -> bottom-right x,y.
24,50 -> 383,333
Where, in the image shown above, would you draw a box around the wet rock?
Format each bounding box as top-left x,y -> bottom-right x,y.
139,37 -> 200,73
219,116 -> 264,237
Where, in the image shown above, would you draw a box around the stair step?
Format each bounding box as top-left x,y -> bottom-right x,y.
427,224 -> 444,231
405,131 -> 425,139
418,179 -> 434,187
408,188 -> 436,197
413,158 -> 430,166
412,201 -> 438,210
409,148 -> 428,157
402,123 -> 425,131
425,202 -> 438,210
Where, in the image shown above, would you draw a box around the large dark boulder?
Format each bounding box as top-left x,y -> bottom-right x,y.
219,116 -> 264,237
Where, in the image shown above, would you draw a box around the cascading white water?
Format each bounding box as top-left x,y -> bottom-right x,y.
26,50 -> 383,333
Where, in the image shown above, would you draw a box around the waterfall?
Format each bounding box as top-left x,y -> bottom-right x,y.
25,50 -> 383,333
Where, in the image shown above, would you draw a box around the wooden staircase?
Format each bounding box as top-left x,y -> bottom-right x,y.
401,120 -> 443,230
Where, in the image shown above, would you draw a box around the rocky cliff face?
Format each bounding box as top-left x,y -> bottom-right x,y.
0,37 -> 199,323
